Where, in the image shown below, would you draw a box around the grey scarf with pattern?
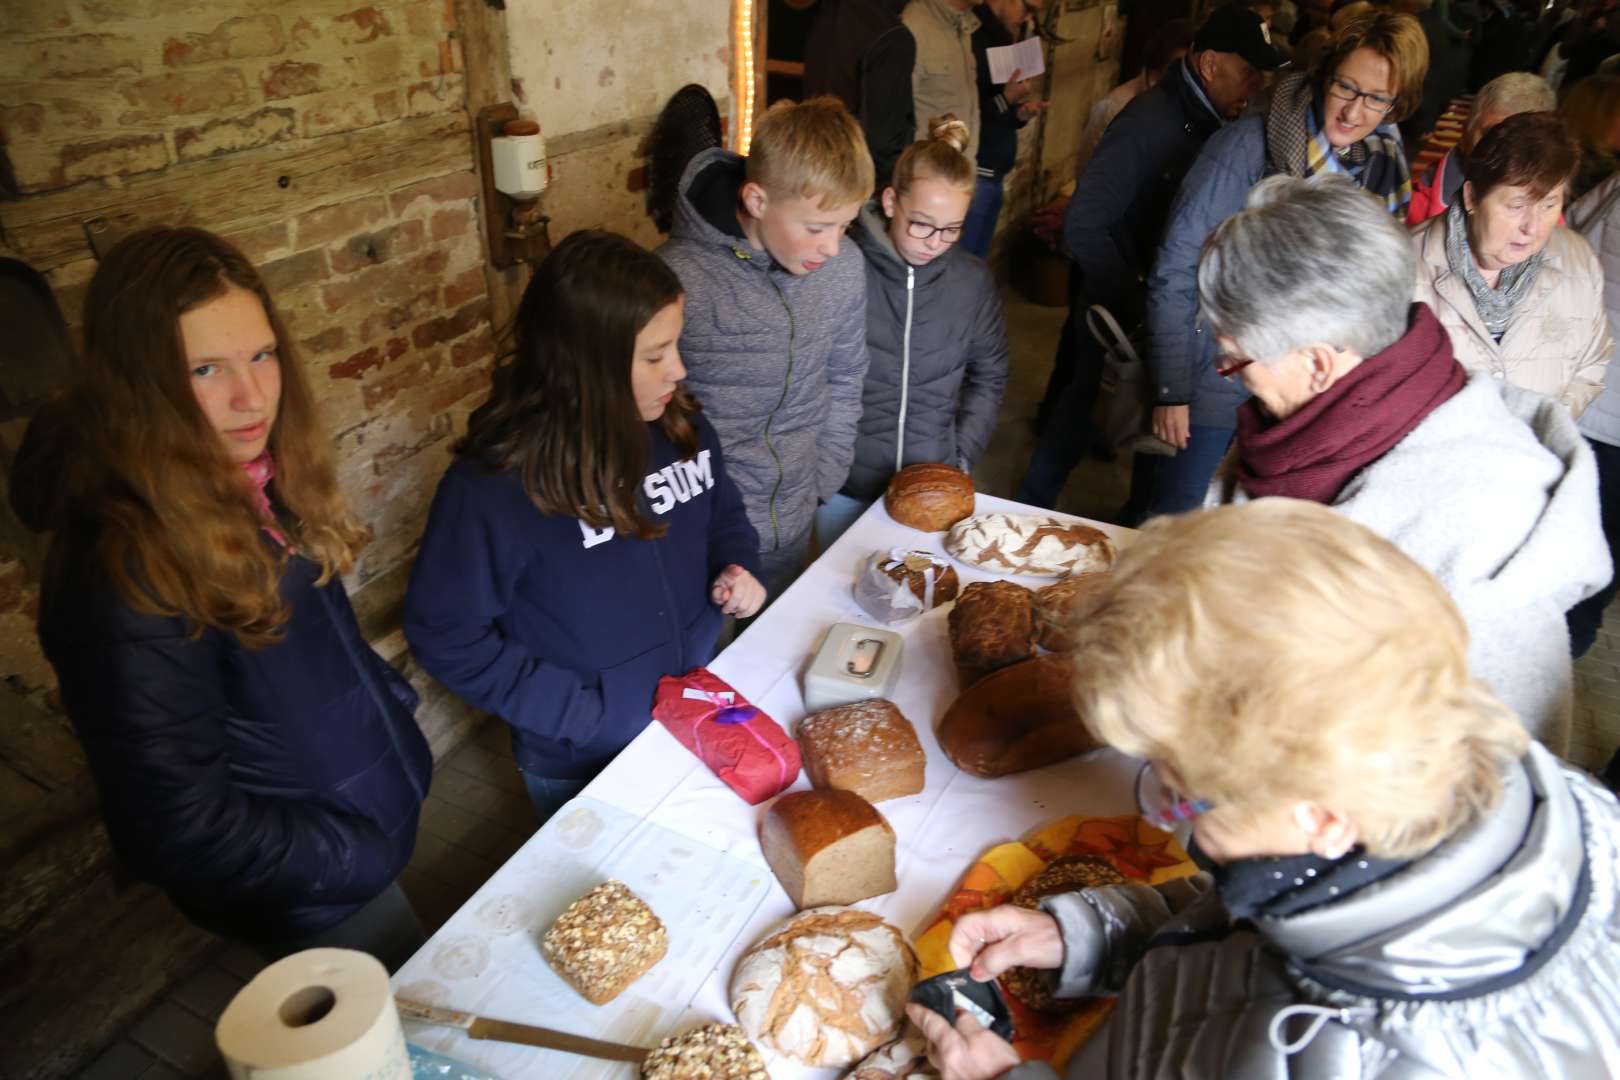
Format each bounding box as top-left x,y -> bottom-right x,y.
1443,201 -> 1544,338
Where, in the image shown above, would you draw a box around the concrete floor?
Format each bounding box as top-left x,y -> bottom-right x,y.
77,284 -> 1619,1079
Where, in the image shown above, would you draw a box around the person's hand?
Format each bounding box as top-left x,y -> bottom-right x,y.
1030,195 -> 1070,248
710,565 -> 765,617
1016,97 -> 1050,122
905,1005 -> 1022,1080
948,905 -> 1063,982
1152,404 -> 1190,449
1002,68 -> 1034,104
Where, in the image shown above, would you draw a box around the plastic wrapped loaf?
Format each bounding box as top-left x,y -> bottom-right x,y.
854,549 -> 960,625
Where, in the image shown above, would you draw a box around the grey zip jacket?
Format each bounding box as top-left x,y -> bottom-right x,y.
658,149 -> 870,551
842,202 -> 1008,500
1007,743 -> 1620,1079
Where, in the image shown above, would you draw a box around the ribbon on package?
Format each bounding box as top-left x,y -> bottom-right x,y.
653,669 -> 801,805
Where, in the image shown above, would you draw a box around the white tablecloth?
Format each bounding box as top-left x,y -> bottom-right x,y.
392,494 -> 1142,1078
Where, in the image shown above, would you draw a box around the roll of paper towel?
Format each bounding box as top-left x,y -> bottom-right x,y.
216,948 -> 410,1079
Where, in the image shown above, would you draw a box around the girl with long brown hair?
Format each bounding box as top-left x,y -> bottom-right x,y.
20,227 -> 433,967
404,230 -> 762,824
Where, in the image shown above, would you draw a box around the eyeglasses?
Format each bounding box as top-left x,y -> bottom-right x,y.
1326,77 -> 1396,116
1216,356 -> 1254,380
1136,761 -> 1214,827
905,219 -> 963,243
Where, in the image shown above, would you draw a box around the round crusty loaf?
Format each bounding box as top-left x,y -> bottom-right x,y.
1001,857 -> 1128,1012
641,1022 -> 768,1080
1034,573 -> 1111,653
948,580 -> 1038,688
946,513 -> 1115,576
884,464 -> 975,531
730,906 -> 918,1067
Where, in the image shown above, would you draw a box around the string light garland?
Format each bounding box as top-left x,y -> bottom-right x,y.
734,0 -> 756,154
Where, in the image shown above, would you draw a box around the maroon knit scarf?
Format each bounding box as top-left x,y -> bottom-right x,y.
1235,304 -> 1466,504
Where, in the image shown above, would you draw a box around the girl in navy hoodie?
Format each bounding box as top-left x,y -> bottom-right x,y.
405,231 -> 764,824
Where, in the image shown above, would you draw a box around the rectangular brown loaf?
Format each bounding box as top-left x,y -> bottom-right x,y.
759,789 -> 897,909
541,880 -> 668,1004
948,580 -> 1037,688
798,699 -> 925,803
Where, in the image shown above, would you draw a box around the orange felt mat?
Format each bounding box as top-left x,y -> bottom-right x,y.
913,816 -> 1196,1070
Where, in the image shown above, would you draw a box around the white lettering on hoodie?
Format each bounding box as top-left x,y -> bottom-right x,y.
578,449 -> 714,548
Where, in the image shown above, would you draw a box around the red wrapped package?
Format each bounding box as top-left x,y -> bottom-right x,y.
653,669 -> 801,804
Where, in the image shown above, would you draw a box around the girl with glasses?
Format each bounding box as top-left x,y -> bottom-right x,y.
813,115 -> 1009,548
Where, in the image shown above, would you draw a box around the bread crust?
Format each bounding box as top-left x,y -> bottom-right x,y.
948,580 -> 1038,688
1034,573 -> 1111,653
938,655 -> 1101,777
946,513 -> 1116,576
883,464 -> 976,531
799,699 -> 926,803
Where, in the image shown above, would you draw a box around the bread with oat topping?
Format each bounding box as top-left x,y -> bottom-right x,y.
640,1022 -> 768,1080
541,880 -> 667,1004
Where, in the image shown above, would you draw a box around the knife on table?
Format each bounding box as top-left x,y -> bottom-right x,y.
396,999 -> 650,1064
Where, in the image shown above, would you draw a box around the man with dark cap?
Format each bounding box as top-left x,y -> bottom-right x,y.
1017,6 -> 1282,512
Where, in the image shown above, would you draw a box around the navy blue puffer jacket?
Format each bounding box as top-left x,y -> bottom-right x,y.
37,531 -> 433,944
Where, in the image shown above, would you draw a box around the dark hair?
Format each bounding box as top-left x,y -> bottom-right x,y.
456,230 -> 695,539
1465,110 -> 1582,200
54,226 -> 365,646
1314,11 -> 1430,122
1144,19 -> 1194,76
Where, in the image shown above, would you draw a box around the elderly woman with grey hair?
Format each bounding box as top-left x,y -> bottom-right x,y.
1202,174 -> 1609,753
1413,110 -> 1613,417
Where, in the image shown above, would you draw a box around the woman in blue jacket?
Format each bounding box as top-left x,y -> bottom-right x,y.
25,228 -> 433,968
404,231 -> 763,825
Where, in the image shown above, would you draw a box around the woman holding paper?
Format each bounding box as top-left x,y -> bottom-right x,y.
404,231 -> 761,825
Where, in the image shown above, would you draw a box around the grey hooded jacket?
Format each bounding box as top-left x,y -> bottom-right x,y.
1008,743 -> 1620,1079
842,202 -> 1008,500
1209,374 -> 1611,752
658,149 -> 870,551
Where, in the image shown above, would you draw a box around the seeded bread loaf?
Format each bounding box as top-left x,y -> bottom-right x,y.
760,788 -> 897,909
946,513 -> 1116,577
1034,573 -> 1111,653
948,580 -> 1038,688
1001,857 -> 1128,1011
541,880 -> 667,1005
798,699 -> 925,803
938,655 -> 1101,778
884,464 -> 975,531
730,906 -> 918,1067
640,1023 -> 768,1080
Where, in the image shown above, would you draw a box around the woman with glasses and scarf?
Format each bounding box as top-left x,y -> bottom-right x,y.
1200,175 -> 1607,754
906,499 -> 1620,1080
1140,11 -> 1428,519
1413,110 -> 1613,417
813,116 -> 1009,547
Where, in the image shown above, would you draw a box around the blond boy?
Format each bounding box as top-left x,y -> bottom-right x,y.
659,97 -> 874,605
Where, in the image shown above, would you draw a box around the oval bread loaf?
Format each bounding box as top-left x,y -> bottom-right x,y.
884,464 -> 975,531
938,655 -> 1101,778
1034,573 -> 1111,653
946,513 -> 1115,577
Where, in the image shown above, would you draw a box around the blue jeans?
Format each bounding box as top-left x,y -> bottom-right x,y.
521,772 -> 589,828
960,174 -> 1004,259
254,882 -> 425,973
1568,437 -> 1620,657
814,493 -> 872,553
1016,310 -> 1109,509
1122,424 -> 1235,525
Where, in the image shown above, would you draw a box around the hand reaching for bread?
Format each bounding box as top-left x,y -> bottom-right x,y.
710,564 -> 765,617
949,905 -> 1063,982
904,1004 -> 1022,1080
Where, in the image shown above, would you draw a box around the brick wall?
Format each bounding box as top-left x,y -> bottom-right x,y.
0,2 -> 507,1073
